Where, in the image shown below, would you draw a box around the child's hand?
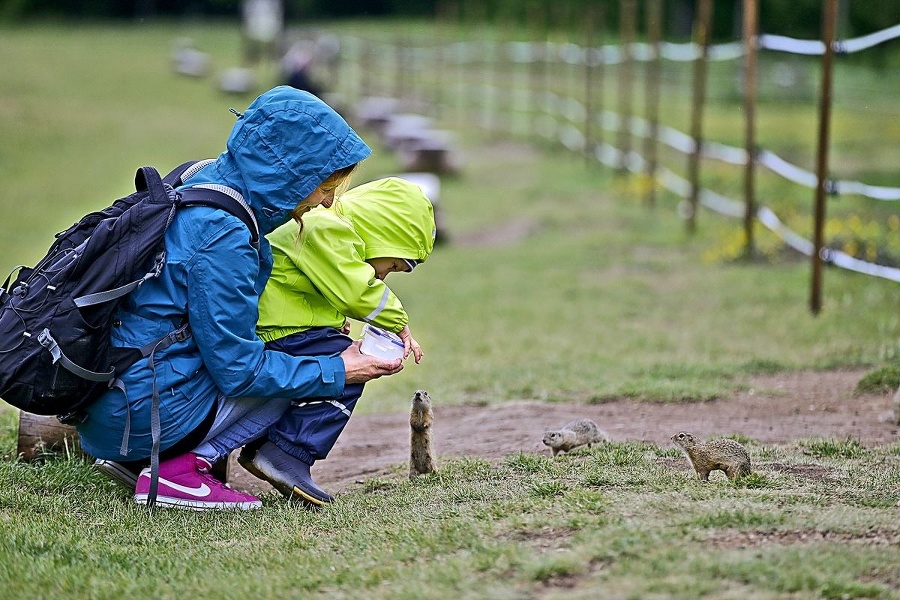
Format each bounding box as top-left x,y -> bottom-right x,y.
340,318 -> 352,335
398,325 -> 424,364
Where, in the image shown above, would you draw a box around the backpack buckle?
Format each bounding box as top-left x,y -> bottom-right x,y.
173,324 -> 191,343
57,411 -> 88,425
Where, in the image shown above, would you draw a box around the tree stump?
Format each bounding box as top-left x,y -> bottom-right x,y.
381,113 -> 434,150
16,412 -> 81,461
400,146 -> 461,176
397,131 -> 463,176
354,96 -> 401,133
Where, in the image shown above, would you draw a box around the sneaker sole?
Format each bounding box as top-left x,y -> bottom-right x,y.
134,494 -> 261,511
94,459 -> 140,489
237,454 -> 331,508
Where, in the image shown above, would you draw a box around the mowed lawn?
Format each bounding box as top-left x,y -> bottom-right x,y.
0,21 -> 898,600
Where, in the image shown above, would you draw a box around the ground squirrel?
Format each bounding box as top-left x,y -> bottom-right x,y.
671,431 -> 751,481
409,389 -> 436,479
542,418 -> 609,456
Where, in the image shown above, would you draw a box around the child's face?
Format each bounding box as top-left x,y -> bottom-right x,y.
367,257 -> 412,280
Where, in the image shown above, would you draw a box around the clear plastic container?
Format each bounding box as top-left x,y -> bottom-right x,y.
359,324 -> 405,360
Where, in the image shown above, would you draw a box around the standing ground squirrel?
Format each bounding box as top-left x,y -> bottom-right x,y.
542,418 -> 609,456
409,389 -> 437,479
671,432 -> 751,481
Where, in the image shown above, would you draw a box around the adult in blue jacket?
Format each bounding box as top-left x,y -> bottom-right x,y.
77,86 -> 402,511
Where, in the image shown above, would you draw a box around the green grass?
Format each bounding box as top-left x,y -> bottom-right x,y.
0,23 -> 897,414
1,20 -> 899,599
856,365 -> 900,395
1,410 -> 898,599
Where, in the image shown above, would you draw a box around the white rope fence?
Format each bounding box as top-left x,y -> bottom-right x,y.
552,110 -> 900,283
348,25 -> 900,204
517,92 -> 900,204
340,20 -> 900,284
591,142 -> 900,283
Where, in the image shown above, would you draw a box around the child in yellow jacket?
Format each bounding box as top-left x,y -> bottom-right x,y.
239,177 -> 436,505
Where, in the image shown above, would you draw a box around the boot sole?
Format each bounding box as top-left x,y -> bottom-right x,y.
237,454 -> 331,508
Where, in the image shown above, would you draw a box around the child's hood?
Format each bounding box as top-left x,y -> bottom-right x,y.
333,177 -> 436,262
182,86 -> 371,235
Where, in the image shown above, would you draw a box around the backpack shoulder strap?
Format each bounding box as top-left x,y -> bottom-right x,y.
164,159 -> 216,187
178,187 -> 260,249
164,159 -> 260,249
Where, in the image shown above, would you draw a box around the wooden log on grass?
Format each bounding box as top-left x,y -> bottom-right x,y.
17,412 -> 80,461
398,132 -> 463,176
16,412 -> 231,484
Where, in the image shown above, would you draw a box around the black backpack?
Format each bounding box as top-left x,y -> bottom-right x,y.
0,161 -> 259,424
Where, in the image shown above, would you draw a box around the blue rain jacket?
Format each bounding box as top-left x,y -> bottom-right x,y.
78,87 -> 372,460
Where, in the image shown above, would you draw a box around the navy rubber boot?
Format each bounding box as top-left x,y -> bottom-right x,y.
238,440 -> 333,507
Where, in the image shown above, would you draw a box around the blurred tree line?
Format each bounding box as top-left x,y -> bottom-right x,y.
2,0 -> 898,41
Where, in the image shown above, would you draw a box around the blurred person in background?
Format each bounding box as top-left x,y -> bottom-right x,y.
242,0 -> 283,66
282,40 -> 325,98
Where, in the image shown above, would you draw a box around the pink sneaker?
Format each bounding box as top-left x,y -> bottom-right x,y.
134,453 -> 262,511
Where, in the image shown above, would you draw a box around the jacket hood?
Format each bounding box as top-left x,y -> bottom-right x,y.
333,177 -> 436,262
183,86 -> 371,234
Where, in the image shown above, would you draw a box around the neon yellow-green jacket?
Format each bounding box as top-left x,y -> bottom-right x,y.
257,177 -> 436,343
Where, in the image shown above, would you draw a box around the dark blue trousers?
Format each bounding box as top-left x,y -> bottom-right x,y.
264,327 -> 364,465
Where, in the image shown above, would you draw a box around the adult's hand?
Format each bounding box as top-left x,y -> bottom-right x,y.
340,340 -> 403,384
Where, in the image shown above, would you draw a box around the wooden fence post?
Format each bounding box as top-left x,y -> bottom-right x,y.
643,0 -> 664,205
685,0 -> 713,233
811,0 -> 838,315
454,0 -> 466,124
358,38 -> 371,99
431,4 -> 459,120
616,0 -> 637,172
594,5 -> 607,164
528,0 -> 548,142
743,0 -> 759,257
394,34 -> 406,103
583,4 -> 597,164
483,30 -> 496,134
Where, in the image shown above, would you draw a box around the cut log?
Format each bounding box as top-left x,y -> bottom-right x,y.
354,96 -> 401,132
17,412 -> 80,461
397,131 -> 462,176
381,113 -> 434,150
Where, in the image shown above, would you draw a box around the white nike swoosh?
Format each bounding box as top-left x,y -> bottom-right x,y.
143,475 -> 211,498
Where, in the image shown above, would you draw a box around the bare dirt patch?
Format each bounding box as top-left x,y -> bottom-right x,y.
230,368 -> 898,496
451,217 -> 540,247
765,462 -> 836,480
704,528 -> 900,549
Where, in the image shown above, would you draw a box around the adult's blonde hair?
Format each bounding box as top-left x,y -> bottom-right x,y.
290,163 -> 358,222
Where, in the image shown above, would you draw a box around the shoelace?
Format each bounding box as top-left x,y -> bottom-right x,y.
196,463 -> 241,492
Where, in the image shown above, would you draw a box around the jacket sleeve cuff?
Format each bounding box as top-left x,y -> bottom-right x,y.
316,355 -> 346,396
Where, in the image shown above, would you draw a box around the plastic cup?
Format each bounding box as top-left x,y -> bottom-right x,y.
359,324 -> 404,360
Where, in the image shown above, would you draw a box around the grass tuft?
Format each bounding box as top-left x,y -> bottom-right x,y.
731,473 -> 772,489
855,364 -> 900,395
800,437 -> 868,459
